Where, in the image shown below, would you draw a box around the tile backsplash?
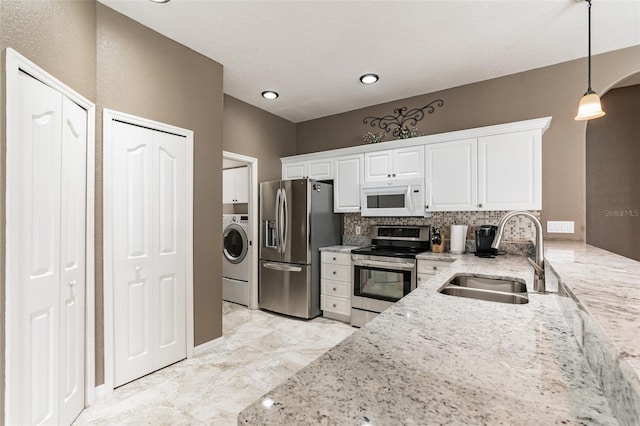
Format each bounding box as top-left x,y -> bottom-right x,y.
342,211 -> 540,255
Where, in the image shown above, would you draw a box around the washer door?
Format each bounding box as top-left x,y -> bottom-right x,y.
223,223 -> 248,264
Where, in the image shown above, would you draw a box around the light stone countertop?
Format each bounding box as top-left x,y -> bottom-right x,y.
239,247 -> 624,425
318,245 -> 361,254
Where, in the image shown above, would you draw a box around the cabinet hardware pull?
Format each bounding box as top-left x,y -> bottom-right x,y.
333,287 -> 337,291
392,173 -> 396,177
332,271 -> 336,274
332,304 -> 337,308
478,203 -> 483,208
433,266 -> 437,270
333,257 -> 336,261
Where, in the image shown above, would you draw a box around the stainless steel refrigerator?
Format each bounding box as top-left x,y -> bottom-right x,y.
259,179 -> 341,319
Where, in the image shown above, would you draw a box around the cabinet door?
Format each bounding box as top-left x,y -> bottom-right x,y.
477,130 -> 541,210
234,166 -> 249,203
364,150 -> 392,181
282,161 -> 306,180
307,158 -> 333,180
222,168 -> 235,203
393,145 -> 424,179
334,154 -> 363,213
425,139 -> 477,211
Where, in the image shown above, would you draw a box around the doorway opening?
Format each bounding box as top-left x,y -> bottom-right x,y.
222,151 -> 259,310
585,72 -> 640,261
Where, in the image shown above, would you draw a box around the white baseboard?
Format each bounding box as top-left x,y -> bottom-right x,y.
93,384 -> 111,402
194,337 -> 222,356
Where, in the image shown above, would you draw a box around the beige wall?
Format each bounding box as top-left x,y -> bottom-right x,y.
586,84 -> 640,261
296,45 -> 640,241
96,4 -> 224,384
223,94 -> 296,182
0,0 -> 98,417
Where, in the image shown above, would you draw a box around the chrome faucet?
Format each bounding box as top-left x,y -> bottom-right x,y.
491,210 -> 546,292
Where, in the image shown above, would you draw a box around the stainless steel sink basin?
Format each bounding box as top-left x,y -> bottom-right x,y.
438,274 -> 529,304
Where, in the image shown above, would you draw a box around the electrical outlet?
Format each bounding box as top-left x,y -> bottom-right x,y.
547,221 -> 575,233
355,225 -> 361,235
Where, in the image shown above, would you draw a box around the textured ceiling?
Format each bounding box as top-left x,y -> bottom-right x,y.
98,0 -> 640,123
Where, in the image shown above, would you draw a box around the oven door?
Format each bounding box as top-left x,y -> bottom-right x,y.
352,256 -> 416,313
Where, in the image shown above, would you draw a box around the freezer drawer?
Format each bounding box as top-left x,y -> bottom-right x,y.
259,261 -> 319,319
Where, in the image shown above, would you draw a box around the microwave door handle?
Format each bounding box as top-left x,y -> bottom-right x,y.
280,188 -> 288,255
406,185 -> 412,210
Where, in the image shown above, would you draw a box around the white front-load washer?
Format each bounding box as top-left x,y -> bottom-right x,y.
222,214 -> 249,305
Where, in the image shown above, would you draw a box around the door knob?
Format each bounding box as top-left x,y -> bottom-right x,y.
70,280 -> 77,287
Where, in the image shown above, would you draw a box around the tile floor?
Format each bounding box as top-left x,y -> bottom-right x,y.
74,302 -> 355,425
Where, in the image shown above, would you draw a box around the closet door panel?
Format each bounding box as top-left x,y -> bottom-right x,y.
112,121 -> 157,387
59,96 -> 87,425
153,131 -> 187,367
16,70 -> 63,425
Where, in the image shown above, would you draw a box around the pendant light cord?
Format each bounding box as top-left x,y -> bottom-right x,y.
587,0 -> 593,93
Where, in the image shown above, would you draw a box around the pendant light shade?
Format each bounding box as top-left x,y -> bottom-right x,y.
575,0 -> 605,121
575,91 -> 605,120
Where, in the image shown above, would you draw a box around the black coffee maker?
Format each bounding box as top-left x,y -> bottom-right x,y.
475,225 -> 498,257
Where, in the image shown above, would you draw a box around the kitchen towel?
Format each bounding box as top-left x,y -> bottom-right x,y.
449,225 -> 468,254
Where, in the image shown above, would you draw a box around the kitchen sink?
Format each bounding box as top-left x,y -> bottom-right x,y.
438,274 -> 529,304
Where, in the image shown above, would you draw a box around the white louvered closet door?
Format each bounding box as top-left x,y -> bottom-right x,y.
111,120 -> 187,387
13,70 -> 87,425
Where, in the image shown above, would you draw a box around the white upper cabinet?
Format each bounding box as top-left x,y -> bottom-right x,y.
282,158 -> 333,180
364,146 -> 424,182
223,166 -> 249,204
425,131 -> 542,212
334,154 -> 363,213
477,130 -> 541,210
279,117 -> 550,213
425,138 -> 477,211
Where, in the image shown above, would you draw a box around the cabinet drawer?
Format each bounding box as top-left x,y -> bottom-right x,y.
321,279 -> 351,299
321,251 -> 351,266
321,295 -> 351,316
321,263 -> 351,282
417,260 -> 452,275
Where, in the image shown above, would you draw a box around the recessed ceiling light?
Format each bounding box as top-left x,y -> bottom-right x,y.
262,90 -> 279,100
359,73 -> 379,85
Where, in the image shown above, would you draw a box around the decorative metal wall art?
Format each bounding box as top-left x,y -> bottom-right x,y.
363,99 -> 444,139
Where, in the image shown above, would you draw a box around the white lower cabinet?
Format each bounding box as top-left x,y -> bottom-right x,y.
320,251 -> 352,322
417,259 -> 453,286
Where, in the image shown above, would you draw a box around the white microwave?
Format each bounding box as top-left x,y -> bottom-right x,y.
361,178 -> 426,217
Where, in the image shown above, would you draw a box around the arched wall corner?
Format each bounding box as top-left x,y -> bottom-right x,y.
584,71 -> 640,261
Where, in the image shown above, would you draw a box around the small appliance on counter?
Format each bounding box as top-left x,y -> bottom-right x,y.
475,225 -> 499,258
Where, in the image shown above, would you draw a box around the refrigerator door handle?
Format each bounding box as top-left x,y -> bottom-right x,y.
263,262 -> 302,273
274,188 -> 281,253
280,188 -> 288,255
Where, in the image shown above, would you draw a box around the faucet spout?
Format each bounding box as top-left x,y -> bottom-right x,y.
491,210 -> 546,292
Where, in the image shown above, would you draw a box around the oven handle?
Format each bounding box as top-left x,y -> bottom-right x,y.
354,259 -> 415,270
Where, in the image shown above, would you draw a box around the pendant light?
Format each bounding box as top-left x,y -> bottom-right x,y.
575,0 -> 605,121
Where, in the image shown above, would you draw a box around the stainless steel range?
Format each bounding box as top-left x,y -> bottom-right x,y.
351,225 -> 430,327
